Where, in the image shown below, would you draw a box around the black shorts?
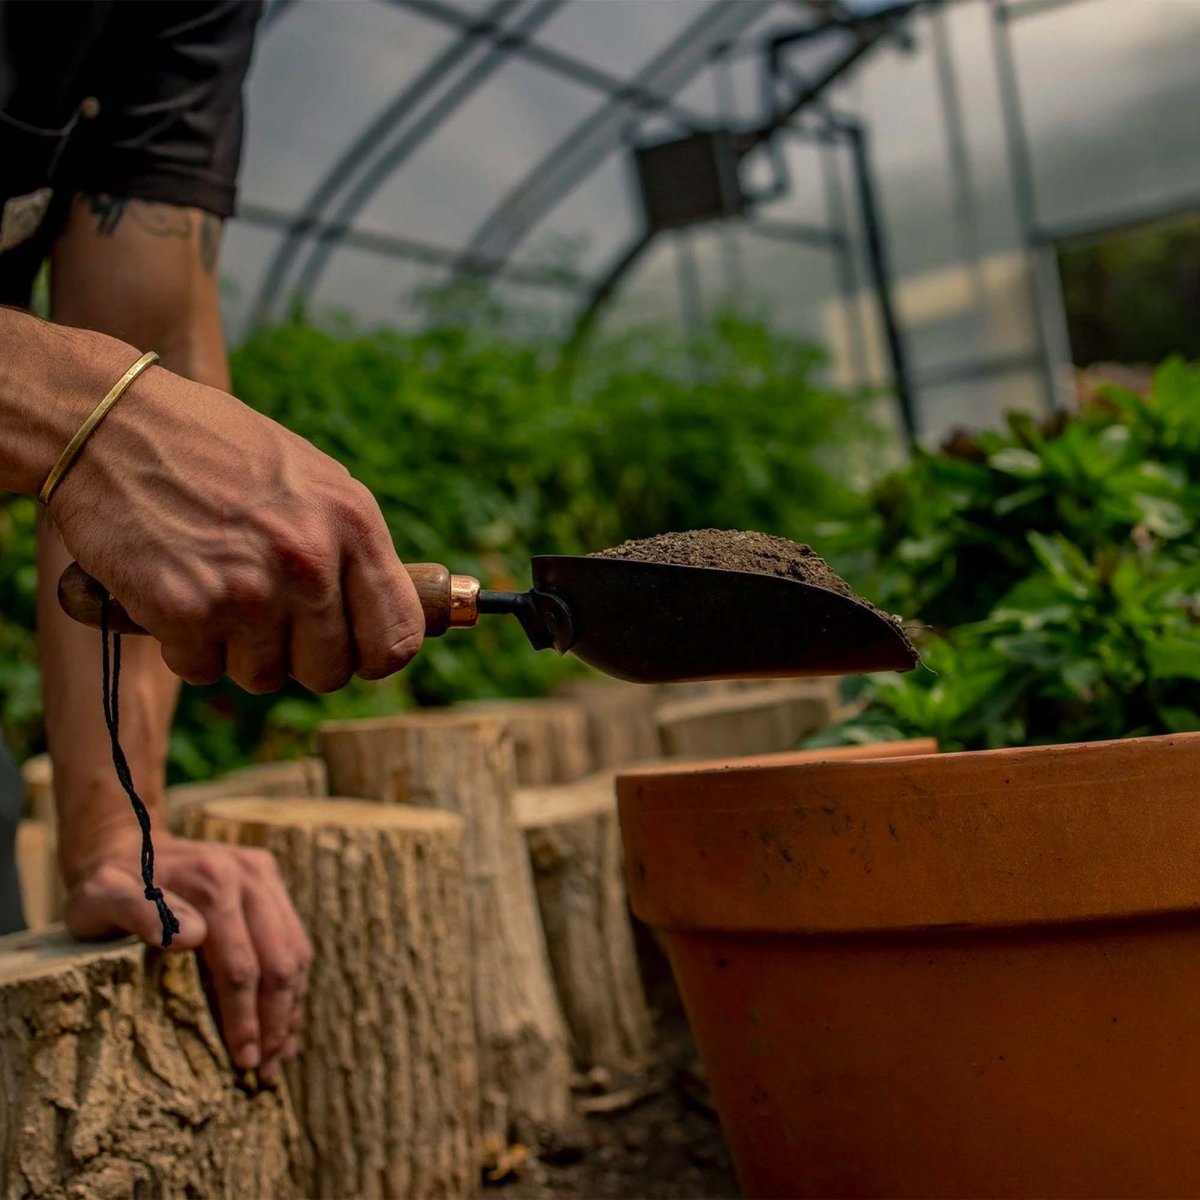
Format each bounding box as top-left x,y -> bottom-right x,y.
0,0 -> 262,307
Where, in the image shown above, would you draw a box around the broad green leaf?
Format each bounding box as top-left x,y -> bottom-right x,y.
1145,636 -> 1200,682
988,447 -> 1043,478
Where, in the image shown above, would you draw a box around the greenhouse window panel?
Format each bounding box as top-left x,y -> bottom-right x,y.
401,0 -> 710,124
240,0 -> 458,211
249,0 -> 567,322
533,0 -> 723,81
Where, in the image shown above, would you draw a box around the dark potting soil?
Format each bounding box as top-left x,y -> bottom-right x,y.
502,938 -> 738,1200
593,529 -> 853,598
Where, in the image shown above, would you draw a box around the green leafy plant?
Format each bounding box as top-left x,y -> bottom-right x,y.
818,359 -> 1200,751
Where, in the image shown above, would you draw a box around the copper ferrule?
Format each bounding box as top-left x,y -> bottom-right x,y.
449,574 -> 481,627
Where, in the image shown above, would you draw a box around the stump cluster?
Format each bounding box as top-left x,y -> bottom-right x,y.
5,677 -> 841,1195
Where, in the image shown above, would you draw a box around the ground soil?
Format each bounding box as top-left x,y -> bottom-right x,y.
593,528 -> 853,596
499,934 -> 738,1200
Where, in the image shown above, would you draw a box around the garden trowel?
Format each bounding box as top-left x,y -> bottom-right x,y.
58,558 -> 918,683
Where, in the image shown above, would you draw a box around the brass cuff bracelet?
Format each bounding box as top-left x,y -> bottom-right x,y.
39,349 -> 159,505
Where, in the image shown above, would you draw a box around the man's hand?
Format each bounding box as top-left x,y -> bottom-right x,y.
64,829 -> 311,1083
44,334 -> 424,694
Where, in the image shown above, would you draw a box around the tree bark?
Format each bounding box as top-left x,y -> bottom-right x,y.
515,772 -> 654,1073
184,797 -> 478,1200
318,714 -> 574,1143
655,680 -> 838,760
459,699 -> 592,786
0,930 -> 301,1199
14,820 -> 62,931
18,755 -> 53,825
166,757 -> 327,834
555,680 -> 661,770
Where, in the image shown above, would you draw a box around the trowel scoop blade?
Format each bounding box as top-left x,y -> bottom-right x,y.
531,556 -> 918,684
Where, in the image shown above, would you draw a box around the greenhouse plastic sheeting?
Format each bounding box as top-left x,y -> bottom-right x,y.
223,0 -> 1200,440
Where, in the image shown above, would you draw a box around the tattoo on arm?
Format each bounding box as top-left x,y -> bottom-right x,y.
199,212 -> 223,274
84,194 -> 223,272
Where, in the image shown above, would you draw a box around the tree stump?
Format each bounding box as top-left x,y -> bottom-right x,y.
184,798 -> 478,1200
167,757 -> 327,835
459,699 -> 592,786
515,771 -> 654,1072
555,680 -> 661,770
0,930 -> 301,1199
318,714 -> 574,1143
655,680 -> 838,760
14,819 -> 63,931
18,755 -> 53,825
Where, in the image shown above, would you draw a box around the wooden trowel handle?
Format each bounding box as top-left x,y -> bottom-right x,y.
58,561 -> 481,639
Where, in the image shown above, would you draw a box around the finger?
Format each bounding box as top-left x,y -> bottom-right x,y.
160,637 -> 225,687
224,624 -> 290,694
65,865 -> 207,948
202,900 -> 263,1070
289,596 -> 354,693
344,550 -> 424,681
240,870 -> 304,1070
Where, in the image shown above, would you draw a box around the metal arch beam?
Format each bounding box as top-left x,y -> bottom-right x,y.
458,0 -> 774,271
240,201 -> 584,290
398,0 -> 711,126
250,0 -> 522,324
744,1 -> 926,154
288,0 -> 565,306
562,8 -> 916,357
561,228 -> 656,361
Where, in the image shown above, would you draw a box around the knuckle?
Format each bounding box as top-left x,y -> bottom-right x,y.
151,580 -> 212,629
264,509 -> 335,582
230,655 -> 288,695
81,862 -> 126,898
262,961 -> 296,993
172,657 -> 223,687
281,536 -> 335,592
358,627 -> 423,680
299,660 -> 354,695
220,956 -> 261,995
190,852 -> 236,901
339,482 -> 388,548
221,569 -> 274,613
241,670 -> 287,696
243,847 -> 280,880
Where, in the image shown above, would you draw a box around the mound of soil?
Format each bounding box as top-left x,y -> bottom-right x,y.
592,528 -> 852,596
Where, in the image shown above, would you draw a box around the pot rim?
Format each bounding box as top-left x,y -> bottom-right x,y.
618,731 -> 1200,935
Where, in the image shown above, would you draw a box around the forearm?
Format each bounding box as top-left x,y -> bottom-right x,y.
38,519 -> 180,881
41,196 -> 231,880
0,307 -> 137,496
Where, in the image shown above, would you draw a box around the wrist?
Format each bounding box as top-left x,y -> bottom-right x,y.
55,771 -> 168,888
0,313 -> 139,496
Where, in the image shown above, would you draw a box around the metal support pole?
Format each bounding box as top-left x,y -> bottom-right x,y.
930,2 -> 988,318
711,44 -> 745,306
990,0 -> 1073,410
818,133 -> 868,389
841,120 -> 920,446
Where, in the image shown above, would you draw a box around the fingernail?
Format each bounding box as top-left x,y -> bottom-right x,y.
235,1042 -> 261,1070
283,1035 -> 301,1060
260,1057 -> 281,1085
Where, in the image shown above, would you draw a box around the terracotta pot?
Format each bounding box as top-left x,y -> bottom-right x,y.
618,733 -> 1200,1199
